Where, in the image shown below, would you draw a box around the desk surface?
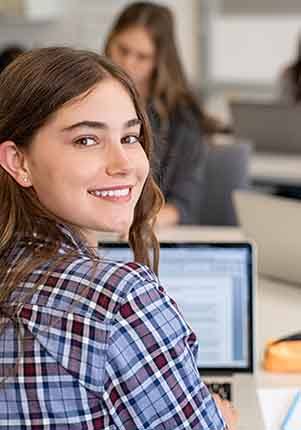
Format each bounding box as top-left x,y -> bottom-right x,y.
251,152 -> 301,187
155,225 -> 244,242
257,276 -> 301,384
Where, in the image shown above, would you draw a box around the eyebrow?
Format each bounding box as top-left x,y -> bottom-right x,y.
62,118 -> 142,132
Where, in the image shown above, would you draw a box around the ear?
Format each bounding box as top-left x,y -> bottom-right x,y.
0,141 -> 32,187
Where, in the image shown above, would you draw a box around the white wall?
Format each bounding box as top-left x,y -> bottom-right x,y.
159,0 -> 201,82
0,0 -> 201,84
1,1 -> 300,92
210,14 -> 301,85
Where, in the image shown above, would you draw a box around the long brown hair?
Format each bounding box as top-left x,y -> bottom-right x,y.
105,1 -> 226,134
0,47 -> 163,312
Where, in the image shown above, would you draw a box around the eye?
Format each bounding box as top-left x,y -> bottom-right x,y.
74,136 -> 97,147
118,45 -> 130,57
121,135 -> 140,145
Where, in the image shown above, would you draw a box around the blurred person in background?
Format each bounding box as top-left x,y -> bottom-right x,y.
276,33 -> 301,199
0,44 -> 25,74
278,33 -> 301,103
105,1 -> 229,228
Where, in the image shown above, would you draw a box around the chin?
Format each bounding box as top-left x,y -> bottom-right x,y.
104,218 -> 132,236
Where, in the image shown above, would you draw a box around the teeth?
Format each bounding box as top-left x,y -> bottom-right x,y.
90,188 -> 130,198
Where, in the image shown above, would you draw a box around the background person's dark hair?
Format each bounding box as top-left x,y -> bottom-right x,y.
105,1 -> 228,135
287,34 -> 301,102
0,45 -> 25,73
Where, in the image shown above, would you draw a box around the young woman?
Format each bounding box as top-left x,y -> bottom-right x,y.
105,2 -> 228,228
0,47 -> 236,429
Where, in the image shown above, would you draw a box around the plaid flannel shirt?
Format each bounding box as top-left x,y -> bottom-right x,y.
0,227 -> 226,429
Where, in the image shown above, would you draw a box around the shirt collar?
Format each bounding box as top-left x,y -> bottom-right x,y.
57,224 -> 97,257
17,223 -> 97,259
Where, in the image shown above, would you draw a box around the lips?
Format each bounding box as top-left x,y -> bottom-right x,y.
88,186 -> 132,200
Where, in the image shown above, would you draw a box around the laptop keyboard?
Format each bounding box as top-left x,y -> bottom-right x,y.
205,382 -> 232,401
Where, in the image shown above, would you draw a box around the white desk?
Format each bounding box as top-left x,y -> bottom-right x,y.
251,153 -> 301,187
156,225 -> 244,242
257,277 -> 301,364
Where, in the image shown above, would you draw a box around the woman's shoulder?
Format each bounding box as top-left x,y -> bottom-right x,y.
147,99 -> 200,129
169,102 -> 201,131
29,253 -> 160,321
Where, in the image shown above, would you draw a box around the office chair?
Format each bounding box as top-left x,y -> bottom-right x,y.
199,140 -> 252,226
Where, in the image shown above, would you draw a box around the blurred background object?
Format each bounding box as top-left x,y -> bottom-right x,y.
0,44 -> 25,73
278,33 -> 301,103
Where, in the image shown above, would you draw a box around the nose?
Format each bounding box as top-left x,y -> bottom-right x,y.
105,143 -> 133,177
120,54 -> 137,77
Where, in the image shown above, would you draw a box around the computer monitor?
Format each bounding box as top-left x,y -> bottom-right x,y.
230,100 -> 301,154
234,190 -> 301,286
98,242 -> 255,374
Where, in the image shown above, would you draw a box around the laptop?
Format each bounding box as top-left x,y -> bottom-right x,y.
230,100 -> 301,155
234,190 -> 301,286
98,241 -> 264,429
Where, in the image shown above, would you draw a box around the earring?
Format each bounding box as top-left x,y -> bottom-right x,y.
23,176 -> 28,183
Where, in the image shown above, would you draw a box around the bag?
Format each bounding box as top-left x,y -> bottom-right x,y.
263,332 -> 301,373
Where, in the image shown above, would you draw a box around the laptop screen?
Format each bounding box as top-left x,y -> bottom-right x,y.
98,242 -> 254,373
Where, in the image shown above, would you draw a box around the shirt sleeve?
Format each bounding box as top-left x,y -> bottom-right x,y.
103,279 -> 226,430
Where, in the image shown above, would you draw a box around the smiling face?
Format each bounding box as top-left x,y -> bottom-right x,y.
21,78 -> 149,245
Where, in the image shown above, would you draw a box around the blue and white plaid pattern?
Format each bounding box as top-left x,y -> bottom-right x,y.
0,228 -> 226,429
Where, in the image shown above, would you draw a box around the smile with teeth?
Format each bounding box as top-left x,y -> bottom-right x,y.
89,187 -> 131,199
